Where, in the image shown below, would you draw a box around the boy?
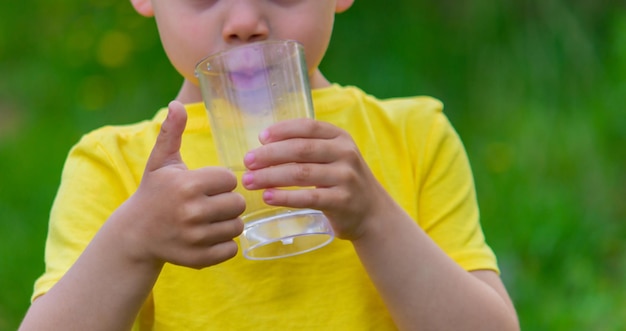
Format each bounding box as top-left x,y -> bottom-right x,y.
20,0 -> 519,330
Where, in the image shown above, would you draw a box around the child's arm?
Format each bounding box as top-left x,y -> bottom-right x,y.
242,118 -> 519,331
349,200 -> 519,331
19,101 -> 244,331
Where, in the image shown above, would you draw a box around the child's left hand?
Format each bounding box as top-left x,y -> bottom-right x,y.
241,118 -> 395,240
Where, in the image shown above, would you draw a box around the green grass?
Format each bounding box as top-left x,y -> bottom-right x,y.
1,0 -> 625,330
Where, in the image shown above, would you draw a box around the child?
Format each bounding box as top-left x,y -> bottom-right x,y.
20,0 -> 519,330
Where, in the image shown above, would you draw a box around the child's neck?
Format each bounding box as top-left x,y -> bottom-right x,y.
309,69 -> 331,89
175,79 -> 204,104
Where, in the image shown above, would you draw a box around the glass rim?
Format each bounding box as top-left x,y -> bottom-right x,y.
194,39 -> 304,75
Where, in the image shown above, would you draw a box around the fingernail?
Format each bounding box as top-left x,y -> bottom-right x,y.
263,190 -> 274,202
242,172 -> 254,186
243,152 -> 255,165
259,129 -> 269,143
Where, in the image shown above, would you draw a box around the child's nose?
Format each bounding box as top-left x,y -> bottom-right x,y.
222,0 -> 269,44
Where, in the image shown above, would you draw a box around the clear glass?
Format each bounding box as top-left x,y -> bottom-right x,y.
195,40 -> 334,260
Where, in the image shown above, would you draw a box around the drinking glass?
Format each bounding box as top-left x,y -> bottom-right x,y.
195,40 -> 334,260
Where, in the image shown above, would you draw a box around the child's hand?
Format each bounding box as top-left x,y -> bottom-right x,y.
241,118 -> 392,241
116,101 -> 245,269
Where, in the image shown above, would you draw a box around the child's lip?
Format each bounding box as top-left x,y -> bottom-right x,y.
228,67 -> 269,91
224,46 -> 271,91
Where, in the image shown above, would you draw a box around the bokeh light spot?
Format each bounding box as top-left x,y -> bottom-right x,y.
96,30 -> 133,68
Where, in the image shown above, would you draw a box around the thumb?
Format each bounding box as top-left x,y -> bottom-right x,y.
146,100 -> 188,172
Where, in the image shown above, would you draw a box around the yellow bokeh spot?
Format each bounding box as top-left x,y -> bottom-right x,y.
96,30 -> 133,68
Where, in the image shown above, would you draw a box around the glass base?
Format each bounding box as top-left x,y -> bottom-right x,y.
240,209 -> 334,260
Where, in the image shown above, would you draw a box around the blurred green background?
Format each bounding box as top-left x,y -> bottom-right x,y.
1,0 -> 625,330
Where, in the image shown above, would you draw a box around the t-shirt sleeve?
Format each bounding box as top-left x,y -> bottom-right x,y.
32,131 -> 135,301
416,111 -> 499,273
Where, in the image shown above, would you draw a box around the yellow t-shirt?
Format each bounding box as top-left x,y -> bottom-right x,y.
33,84 -> 498,330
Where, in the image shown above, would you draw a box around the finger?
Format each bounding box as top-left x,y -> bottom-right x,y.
188,167 -> 239,196
258,118 -> 340,144
242,163 -> 338,189
201,240 -> 240,266
261,187 -> 344,211
195,217 -> 245,247
202,191 -> 246,223
180,210 -> 244,247
244,138 -> 338,170
170,239 -> 240,269
146,100 -> 188,172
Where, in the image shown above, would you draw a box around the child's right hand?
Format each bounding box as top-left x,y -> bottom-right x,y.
113,101 -> 245,269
